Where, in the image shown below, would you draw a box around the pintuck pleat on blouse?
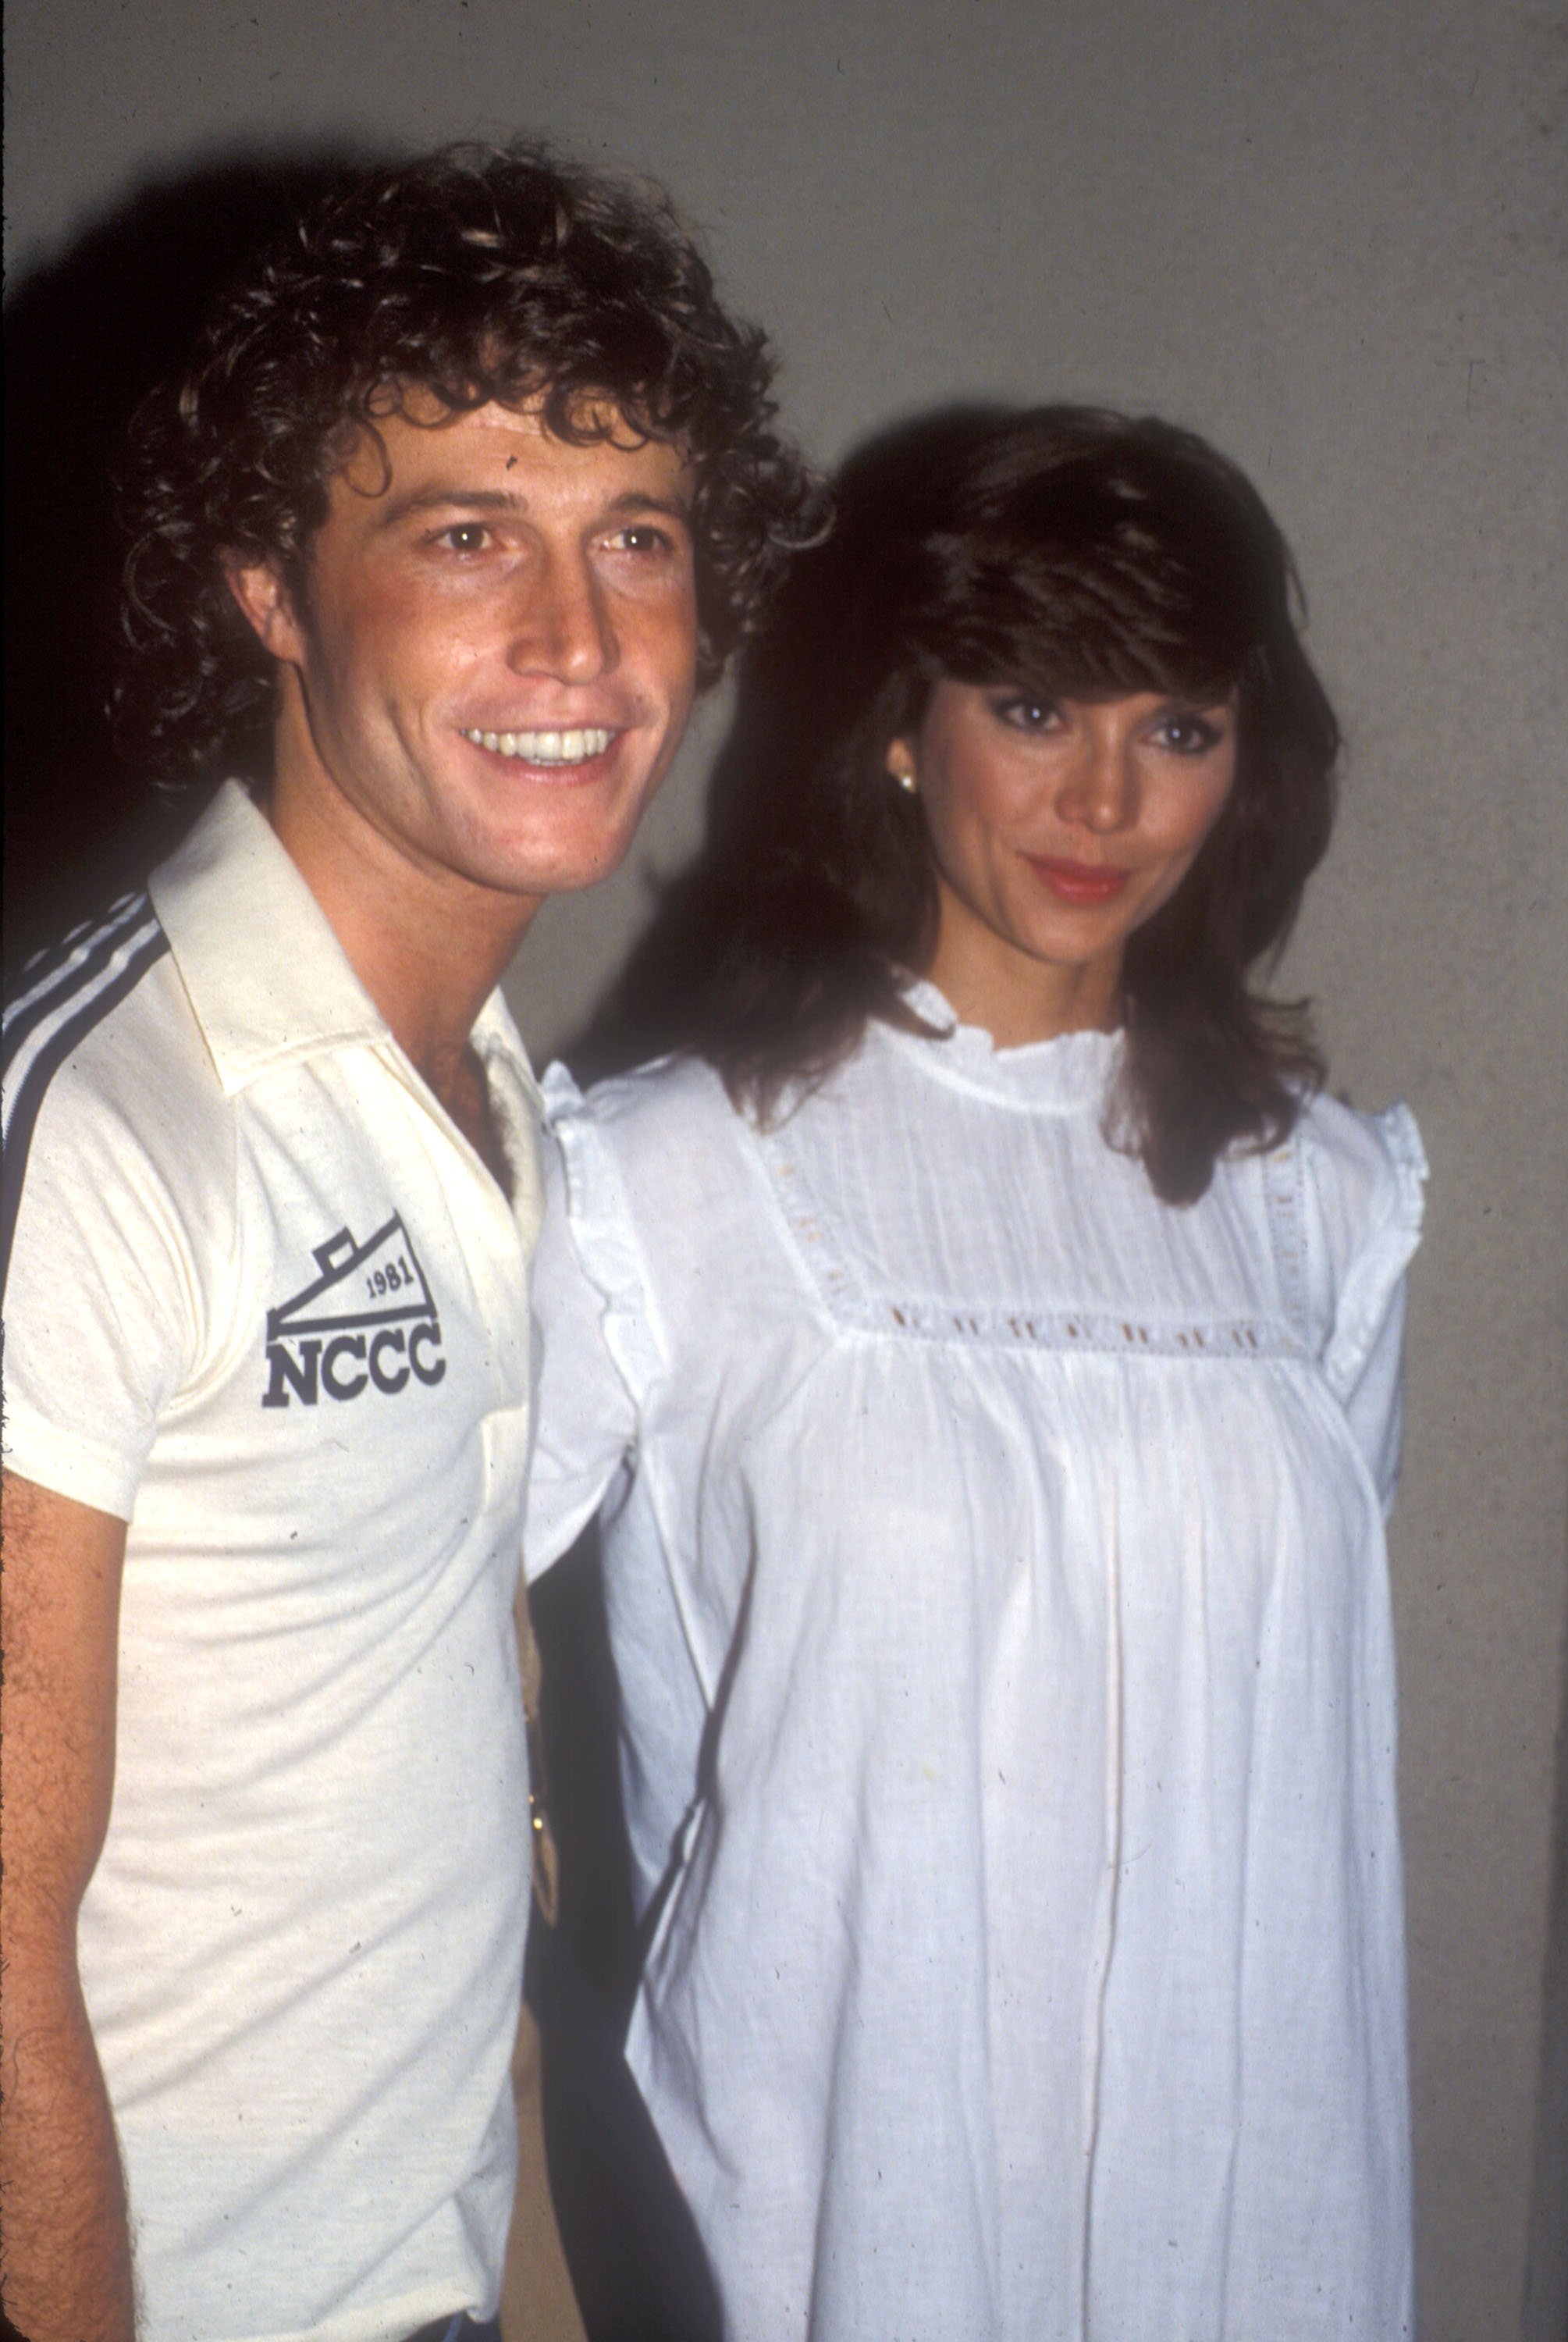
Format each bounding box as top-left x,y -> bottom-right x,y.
524,984 -> 1425,2342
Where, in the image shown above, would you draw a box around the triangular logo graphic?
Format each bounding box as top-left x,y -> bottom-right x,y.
261,1214 -> 446,1408
266,1215 -> 436,1340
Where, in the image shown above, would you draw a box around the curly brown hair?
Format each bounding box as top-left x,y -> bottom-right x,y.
114,142 -> 825,788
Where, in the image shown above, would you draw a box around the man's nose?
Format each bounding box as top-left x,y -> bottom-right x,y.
505,548 -> 617,683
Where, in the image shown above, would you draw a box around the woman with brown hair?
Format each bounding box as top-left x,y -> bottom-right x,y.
524,407 -> 1424,2340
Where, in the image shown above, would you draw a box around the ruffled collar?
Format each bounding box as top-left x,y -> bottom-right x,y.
880,976 -> 1125,1109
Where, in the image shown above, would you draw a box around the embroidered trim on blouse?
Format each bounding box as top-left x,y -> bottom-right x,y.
1261,1137 -> 1312,1351
759,1130 -> 1310,1362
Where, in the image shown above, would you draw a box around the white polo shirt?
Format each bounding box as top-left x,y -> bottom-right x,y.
2,781 -> 542,2342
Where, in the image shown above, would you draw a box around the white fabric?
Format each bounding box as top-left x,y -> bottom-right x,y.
3,781 -> 543,2342
524,987 -> 1425,2342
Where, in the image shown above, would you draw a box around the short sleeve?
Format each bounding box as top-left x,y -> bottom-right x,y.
523,1066 -> 653,1580
1310,1101 -> 1428,1514
3,1066 -> 201,1520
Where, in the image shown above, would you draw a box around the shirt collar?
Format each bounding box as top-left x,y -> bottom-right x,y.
148,779 -> 539,1108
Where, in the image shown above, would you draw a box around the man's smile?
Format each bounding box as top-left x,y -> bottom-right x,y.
459,724 -> 617,765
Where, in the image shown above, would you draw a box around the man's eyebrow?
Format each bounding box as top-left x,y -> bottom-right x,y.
372,484 -> 694,529
604,490 -> 695,523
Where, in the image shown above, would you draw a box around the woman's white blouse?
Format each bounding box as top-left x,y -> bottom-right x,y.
524,988 -> 1425,2342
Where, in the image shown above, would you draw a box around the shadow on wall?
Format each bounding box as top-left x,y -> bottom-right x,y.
2,144 -> 389,973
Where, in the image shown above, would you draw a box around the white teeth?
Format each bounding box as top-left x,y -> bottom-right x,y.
462,727 -> 613,763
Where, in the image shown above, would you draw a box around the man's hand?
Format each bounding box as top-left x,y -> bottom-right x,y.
0,1471 -> 136,2342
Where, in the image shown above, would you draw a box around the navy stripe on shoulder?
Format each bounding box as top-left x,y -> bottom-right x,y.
3,891 -> 158,1070
2,912 -> 172,1312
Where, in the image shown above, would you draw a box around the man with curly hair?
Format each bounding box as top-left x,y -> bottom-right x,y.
1,144 -> 819,2342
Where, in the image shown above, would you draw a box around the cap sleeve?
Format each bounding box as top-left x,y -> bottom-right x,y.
1314,1101 -> 1428,1512
523,1063 -> 657,1579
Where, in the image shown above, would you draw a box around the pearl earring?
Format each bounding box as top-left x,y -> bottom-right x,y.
892,765 -> 918,795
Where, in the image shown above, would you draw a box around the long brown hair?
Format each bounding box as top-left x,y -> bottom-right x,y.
581,404 -> 1340,1203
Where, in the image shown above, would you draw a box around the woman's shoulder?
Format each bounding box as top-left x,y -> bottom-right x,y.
542,1048 -> 747,1160
1291,1087 -> 1428,1237
540,1050 -> 770,1252
1283,1090 -> 1428,1370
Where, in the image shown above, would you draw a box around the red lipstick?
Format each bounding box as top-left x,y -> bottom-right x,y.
1025,856 -> 1132,906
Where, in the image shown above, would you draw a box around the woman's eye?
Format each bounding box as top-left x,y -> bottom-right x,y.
994,695 -> 1059,732
615,525 -> 674,556
1157,711 -> 1225,755
437,522 -> 491,553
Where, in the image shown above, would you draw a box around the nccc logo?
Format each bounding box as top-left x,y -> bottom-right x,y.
261,1215 -> 446,1408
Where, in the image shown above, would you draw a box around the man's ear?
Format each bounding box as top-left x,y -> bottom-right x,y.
224,557 -> 307,664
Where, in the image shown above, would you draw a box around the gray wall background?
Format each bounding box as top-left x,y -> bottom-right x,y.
6,2 -> 1565,2333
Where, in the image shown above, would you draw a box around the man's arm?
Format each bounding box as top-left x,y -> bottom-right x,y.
0,1470 -> 135,2342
